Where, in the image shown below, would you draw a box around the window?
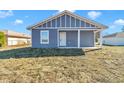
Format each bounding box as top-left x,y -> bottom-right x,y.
41,30 -> 49,44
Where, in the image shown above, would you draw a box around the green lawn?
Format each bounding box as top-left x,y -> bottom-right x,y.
0,46 -> 124,83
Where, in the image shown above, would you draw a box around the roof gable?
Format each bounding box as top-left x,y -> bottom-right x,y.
27,10 -> 108,30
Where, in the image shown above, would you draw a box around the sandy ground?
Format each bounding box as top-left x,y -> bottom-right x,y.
0,46 -> 124,83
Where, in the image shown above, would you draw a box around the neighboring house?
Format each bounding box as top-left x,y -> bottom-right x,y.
103,32 -> 124,45
27,10 -> 107,48
0,30 -> 31,47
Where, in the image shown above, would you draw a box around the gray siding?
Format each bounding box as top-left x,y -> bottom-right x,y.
66,31 -> 78,47
52,19 -> 56,27
80,31 -> 94,47
32,29 -> 95,48
76,19 -> 80,27
38,14 -> 98,28
61,15 -> 65,27
32,29 -> 58,48
57,17 -> 60,27
71,17 -> 75,27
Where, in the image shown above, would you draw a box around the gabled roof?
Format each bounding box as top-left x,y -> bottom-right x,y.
27,10 -> 108,30
103,32 -> 124,38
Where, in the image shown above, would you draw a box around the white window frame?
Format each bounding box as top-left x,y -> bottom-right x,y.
40,30 -> 49,44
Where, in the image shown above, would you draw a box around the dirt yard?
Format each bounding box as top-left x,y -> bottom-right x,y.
0,46 -> 124,83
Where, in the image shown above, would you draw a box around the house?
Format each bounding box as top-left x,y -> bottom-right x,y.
103,32 -> 124,45
0,30 -> 31,47
27,10 -> 108,48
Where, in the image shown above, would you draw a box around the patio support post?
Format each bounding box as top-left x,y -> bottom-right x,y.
100,31 -> 102,47
78,29 -> 80,48
57,29 -> 59,47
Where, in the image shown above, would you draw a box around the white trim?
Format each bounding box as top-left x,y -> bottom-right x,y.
55,28 -> 100,31
59,32 -> 66,46
36,27 -> 100,30
40,30 -> 49,44
57,29 -> 59,47
100,31 -> 102,47
94,31 -> 96,47
60,16 -> 62,27
78,29 -> 80,48
70,16 -> 71,28
58,47 -> 102,49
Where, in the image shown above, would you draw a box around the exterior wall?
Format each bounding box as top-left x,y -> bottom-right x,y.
80,31 -> 95,47
40,14 -> 97,28
32,29 -> 95,48
103,37 -> 124,45
8,37 -> 30,46
66,31 -> 78,47
32,29 -> 58,48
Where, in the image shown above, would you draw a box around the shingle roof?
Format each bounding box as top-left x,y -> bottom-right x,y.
103,32 -> 124,38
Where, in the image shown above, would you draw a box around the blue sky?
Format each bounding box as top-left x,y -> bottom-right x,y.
0,10 -> 124,36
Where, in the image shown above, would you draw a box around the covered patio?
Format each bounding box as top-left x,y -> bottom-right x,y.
58,28 -> 103,49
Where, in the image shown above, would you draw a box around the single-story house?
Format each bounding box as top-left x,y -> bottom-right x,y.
103,32 -> 124,45
0,30 -> 31,47
27,10 -> 108,48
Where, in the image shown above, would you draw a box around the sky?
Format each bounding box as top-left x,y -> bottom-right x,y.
0,10 -> 124,36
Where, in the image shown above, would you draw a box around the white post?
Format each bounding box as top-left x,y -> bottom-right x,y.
57,29 -> 59,47
100,31 -> 102,47
65,14 -> 66,27
78,29 -> 80,48
94,31 -> 95,47
60,16 -> 62,27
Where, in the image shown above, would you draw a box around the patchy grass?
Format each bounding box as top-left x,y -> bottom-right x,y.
0,48 -> 84,59
0,46 -> 124,83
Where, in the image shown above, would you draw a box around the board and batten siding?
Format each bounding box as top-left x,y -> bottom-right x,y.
32,29 -> 95,48
32,29 -> 58,48
30,12 -> 101,48
66,31 -> 78,47
80,31 -> 95,47
38,14 -> 95,28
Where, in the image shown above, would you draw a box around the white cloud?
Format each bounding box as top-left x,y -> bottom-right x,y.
88,11 -> 101,19
0,10 -> 13,18
114,19 -> 124,25
14,19 -> 23,25
109,19 -> 124,29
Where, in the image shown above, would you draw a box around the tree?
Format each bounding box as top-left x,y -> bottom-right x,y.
0,32 -> 6,47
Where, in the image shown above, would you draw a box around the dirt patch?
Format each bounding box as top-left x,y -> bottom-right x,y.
0,46 -> 124,83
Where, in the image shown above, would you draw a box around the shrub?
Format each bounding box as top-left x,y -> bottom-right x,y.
0,32 -> 6,47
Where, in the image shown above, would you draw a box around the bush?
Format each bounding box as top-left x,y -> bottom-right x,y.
0,32 -> 6,47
